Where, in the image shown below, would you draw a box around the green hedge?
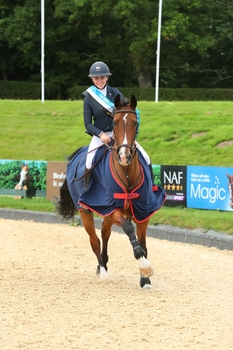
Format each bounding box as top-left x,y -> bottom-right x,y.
67,86 -> 233,101
1,81 -> 233,101
0,81 -> 57,100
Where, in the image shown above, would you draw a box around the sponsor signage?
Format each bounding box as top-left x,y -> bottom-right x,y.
161,165 -> 187,207
46,162 -> 67,201
0,159 -> 47,198
2,158 -> 233,212
187,166 -> 233,211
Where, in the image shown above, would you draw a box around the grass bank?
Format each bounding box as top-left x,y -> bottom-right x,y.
1,99 -> 233,234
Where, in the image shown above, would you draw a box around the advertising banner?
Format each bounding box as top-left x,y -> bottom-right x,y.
0,159 -> 47,198
161,165 -> 187,207
187,165 -> 233,211
46,161 -> 67,201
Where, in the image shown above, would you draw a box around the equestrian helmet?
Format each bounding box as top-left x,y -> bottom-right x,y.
88,61 -> 111,77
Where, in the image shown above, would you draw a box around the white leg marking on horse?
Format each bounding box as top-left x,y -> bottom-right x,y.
143,284 -> 154,290
138,257 -> 154,278
99,266 -> 110,280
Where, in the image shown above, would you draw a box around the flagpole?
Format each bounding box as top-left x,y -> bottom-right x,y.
155,0 -> 163,103
41,0 -> 45,103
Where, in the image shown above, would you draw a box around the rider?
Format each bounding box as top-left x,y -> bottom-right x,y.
82,61 -> 153,188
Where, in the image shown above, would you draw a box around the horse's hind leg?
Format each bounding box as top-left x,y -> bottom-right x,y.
80,209 -> 109,280
100,217 -> 113,271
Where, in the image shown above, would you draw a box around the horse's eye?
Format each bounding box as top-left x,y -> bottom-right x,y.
113,121 -> 117,126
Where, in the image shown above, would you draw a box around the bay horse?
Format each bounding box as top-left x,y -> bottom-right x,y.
15,164 -> 30,190
56,94 -> 166,289
226,172 -> 233,208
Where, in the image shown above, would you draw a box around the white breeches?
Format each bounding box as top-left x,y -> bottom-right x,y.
86,132 -> 112,169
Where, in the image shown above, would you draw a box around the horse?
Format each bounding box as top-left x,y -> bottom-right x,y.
226,172 -> 233,208
56,94 -> 166,289
14,164 -> 30,190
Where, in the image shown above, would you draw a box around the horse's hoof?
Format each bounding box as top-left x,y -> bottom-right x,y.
96,265 -> 110,280
143,284 -> 154,290
140,277 -> 153,289
99,266 -> 110,280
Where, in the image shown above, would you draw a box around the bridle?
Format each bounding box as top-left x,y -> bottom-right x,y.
111,108 -> 141,190
112,109 -> 138,156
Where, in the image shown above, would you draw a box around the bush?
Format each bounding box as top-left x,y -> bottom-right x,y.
67,86 -> 233,101
0,81 -> 57,100
1,81 -> 233,101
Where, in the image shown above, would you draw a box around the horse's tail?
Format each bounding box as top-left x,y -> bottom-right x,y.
55,178 -> 77,220
56,146 -> 85,220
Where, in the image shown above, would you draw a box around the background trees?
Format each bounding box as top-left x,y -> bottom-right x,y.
0,0 -> 232,90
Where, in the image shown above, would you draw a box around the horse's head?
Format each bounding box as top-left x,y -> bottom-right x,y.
112,94 -> 138,166
226,172 -> 233,208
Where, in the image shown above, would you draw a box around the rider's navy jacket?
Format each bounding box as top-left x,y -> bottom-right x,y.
83,85 -> 124,137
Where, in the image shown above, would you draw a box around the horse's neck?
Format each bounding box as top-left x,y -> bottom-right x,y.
112,156 -> 142,191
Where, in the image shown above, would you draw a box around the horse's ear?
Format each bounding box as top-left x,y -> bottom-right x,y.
130,95 -> 137,109
114,94 -> 121,108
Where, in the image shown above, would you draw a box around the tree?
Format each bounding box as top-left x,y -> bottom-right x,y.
154,0 -> 233,87
1,0 -> 233,90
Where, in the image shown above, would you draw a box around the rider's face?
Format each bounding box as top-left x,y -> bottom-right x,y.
92,76 -> 108,90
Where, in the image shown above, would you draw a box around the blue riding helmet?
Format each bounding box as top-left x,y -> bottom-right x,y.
88,61 -> 112,77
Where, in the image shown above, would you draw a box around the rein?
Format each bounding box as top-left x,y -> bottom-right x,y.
73,145 -> 108,181
73,106 -> 141,191
111,154 -> 142,191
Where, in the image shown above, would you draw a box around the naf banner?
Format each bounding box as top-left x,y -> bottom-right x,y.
187,166 -> 233,211
161,165 -> 187,207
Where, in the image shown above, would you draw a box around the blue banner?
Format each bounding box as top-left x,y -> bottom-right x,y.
187,166 -> 233,211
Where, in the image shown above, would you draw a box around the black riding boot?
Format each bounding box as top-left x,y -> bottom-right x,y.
84,167 -> 92,189
148,163 -> 154,183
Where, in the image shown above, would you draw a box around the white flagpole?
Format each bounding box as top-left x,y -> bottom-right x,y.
155,0 -> 163,103
41,0 -> 45,103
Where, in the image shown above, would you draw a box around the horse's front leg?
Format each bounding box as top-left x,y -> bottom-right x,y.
110,211 -> 145,258
122,217 -> 145,259
80,209 -> 109,280
110,211 -> 154,288
136,221 -> 154,289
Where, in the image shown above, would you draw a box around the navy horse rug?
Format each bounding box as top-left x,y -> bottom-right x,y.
66,146 -> 166,223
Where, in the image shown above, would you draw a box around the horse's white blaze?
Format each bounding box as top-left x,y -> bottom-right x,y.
123,113 -> 128,123
138,257 -> 154,278
119,113 -> 129,164
99,266 -> 110,280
